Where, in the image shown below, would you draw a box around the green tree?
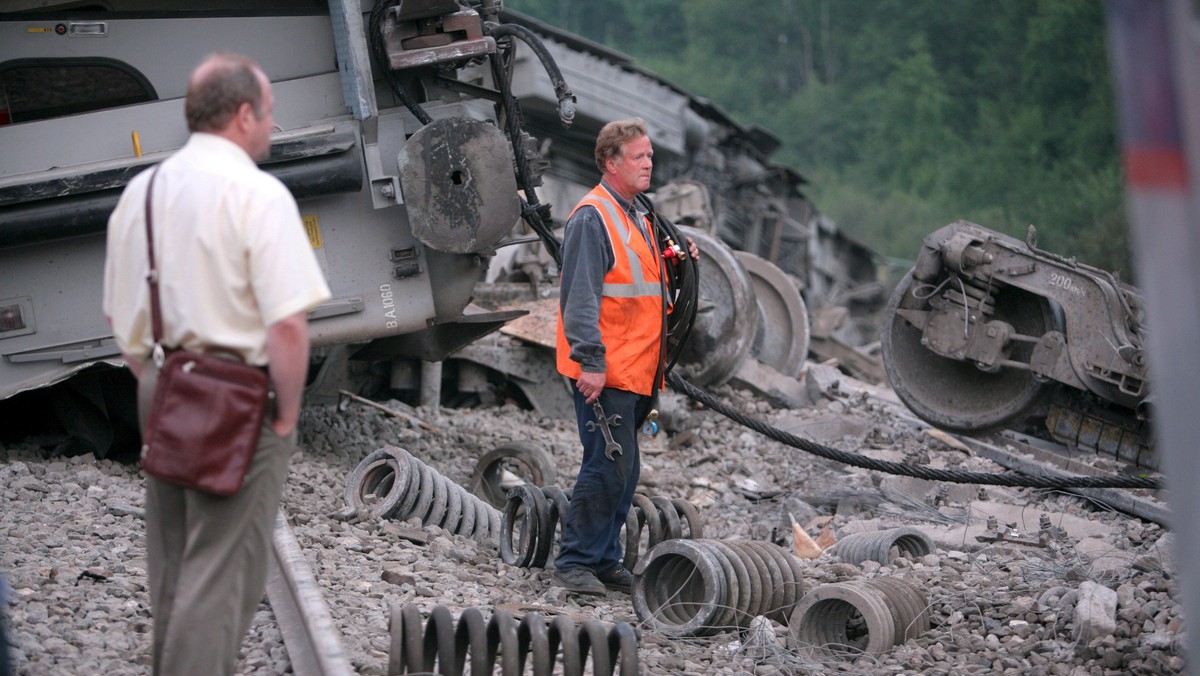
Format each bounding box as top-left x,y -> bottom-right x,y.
505,0 -> 1131,272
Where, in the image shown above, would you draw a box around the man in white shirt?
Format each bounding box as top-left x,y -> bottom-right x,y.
103,52 -> 331,675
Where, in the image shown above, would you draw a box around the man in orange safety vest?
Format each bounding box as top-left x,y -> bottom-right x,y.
552,118 -> 698,595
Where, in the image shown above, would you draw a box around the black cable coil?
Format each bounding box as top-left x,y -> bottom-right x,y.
499,484 -> 703,570
388,603 -> 639,675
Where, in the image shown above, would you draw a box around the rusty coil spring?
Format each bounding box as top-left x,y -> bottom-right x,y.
631,538 -> 806,637
345,445 -> 502,541
499,485 -> 703,569
831,527 -> 935,565
788,578 -> 931,658
387,603 -> 639,675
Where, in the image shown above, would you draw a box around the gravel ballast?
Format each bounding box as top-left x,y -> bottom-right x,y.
0,379 -> 1185,675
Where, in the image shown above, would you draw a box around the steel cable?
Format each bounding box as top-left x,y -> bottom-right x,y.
667,371 -> 1161,489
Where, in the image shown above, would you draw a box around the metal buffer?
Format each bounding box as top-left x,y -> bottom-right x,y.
345,445 -> 501,541
788,578 -> 931,659
387,603 -> 639,675
673,226 -> 758,385
631,539 -> 806,637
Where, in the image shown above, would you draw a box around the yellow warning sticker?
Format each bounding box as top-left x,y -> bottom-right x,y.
27,27 -> 52,33
302,214 -> 323,249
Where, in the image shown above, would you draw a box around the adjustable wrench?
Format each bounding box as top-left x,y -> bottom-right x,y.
586,401 -> 623,461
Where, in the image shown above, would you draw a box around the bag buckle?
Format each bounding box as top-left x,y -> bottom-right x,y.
152,343 -> 165,369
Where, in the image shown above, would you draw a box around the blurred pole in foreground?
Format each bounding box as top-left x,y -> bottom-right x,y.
1106,0 -> 1199,666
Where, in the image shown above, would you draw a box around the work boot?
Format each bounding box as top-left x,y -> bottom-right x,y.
597,565 -> 633,594
551,567 -> 606,595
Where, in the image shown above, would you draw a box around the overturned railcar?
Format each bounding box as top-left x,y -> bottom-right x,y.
0,1 -> 882,457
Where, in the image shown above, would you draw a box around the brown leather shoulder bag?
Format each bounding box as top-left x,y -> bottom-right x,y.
138,167 -> 270,496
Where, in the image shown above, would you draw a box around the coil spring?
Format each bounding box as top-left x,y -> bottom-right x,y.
499,485 -> 703,569
831,527 -> 935,565
345,445 -> 502,542
631,538 -> 806,637
468,440 -> 558,509
387,603 -> 639,675
788,578 -> 930,658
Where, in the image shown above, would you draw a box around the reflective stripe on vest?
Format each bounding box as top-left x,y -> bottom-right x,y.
584,195 -> 663,299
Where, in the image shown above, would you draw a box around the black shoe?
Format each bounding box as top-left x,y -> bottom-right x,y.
552,567 -> 606,595
597,565 -> 633,593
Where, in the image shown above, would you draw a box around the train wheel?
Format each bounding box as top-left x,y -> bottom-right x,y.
880,269 -> 1056,432
734,251 -> 810,379
675,227 -> 757,385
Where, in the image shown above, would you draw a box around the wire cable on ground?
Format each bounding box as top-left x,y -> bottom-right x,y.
666,371 -> 1161,490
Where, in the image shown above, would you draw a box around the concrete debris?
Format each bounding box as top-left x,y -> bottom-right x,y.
730,359 -> 812,408
803,362 -> 845,401
1075,580 -> 1119,643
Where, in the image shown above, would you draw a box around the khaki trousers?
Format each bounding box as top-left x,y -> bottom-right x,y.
138,365 -> 293,676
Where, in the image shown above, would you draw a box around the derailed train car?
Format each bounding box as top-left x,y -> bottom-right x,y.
0,0 -> 882,458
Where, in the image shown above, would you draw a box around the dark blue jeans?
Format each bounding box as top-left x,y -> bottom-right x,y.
555,386 -> 651,575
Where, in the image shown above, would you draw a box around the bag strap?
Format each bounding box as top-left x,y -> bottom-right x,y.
142,166 -> 166,365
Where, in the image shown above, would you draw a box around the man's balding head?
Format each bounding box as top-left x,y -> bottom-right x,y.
185,52 -> 276,161
185,53 -> 268,134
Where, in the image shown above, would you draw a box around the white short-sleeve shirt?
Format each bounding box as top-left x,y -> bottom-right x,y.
103,133 -> 332,366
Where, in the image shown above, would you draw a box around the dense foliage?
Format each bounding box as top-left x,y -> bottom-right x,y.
509,0 -> 1132,275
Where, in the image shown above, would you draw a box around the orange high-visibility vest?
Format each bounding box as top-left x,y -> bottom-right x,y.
556,185 -> 666,396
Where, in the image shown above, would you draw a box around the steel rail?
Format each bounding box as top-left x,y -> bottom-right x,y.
266,508 -> 354,676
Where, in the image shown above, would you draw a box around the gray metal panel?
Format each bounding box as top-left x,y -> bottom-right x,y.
0,14 -> 336,101
329,0 -> 377,121
0,72 -> 346,177
0,177 -> 440,400
271,72 -> 350,131
0,97 -> 187,177
294,190 -> 437,347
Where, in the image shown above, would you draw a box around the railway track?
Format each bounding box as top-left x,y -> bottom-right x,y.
265,509 -> 354,676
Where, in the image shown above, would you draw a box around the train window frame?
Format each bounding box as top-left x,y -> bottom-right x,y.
0,57 -> 157,125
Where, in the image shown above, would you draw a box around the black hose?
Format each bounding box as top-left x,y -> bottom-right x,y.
484,23 -> 563,265
484,21 -> 577,127
637,194 -> 699,376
